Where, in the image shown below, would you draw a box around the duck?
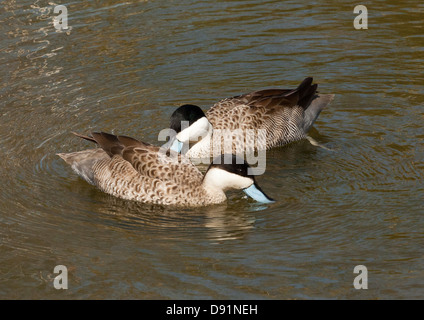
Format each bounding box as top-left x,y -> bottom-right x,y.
57,132 -> 274,207
168,77 -> 334,158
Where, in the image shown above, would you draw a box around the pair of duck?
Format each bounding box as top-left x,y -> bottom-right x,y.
58,77 -> 334,207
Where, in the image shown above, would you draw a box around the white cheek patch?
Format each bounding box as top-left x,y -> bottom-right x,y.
204,168 -> 253,191
176,117 -> 211,143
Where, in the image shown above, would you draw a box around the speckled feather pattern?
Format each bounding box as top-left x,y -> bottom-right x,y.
185,77 -> 335,159
207,96 -> 307,148
187,94 -> 308,159
58,138 -> 227,207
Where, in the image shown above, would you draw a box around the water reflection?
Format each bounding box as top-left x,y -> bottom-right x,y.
1,0 -> 424,299
68,182 -> 259,242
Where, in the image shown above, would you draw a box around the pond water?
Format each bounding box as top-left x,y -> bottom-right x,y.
0,0 -> 423,299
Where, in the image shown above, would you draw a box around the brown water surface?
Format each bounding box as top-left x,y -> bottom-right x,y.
0,0 -> 423,299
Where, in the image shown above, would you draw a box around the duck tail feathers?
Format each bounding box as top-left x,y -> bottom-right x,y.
303,94 -> 335,132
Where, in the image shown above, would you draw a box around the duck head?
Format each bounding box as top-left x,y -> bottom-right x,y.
169,104 -> 213,153
203,154 -> 275,204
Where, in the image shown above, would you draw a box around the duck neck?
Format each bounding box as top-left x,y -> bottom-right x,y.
186,127 -> 213,158
201,170 -> 227,204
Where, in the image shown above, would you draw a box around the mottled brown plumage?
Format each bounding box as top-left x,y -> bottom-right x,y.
180,77 -> 334,158
57,132 -> 272,206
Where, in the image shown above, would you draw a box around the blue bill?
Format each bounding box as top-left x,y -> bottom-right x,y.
170,139 -> 183,153
243,184 -> 275,204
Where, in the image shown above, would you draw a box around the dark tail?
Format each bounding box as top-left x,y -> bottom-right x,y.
73,131 -> 148,157
303,94 -> 335,132
72,131 -> 97,143
283,78 -> 334,132
294,77 -> 318,110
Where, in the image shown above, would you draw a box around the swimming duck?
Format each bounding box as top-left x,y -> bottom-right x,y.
57,132 -> 274,207
169,77 -> 334,158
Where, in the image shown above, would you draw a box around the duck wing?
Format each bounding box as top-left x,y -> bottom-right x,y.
207,77 -> 316,119
205,78 -> 332,147
84,132 -> 202,184
67,132 -> 205,205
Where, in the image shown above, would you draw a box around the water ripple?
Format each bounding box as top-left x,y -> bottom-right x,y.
1,0 -> 423,299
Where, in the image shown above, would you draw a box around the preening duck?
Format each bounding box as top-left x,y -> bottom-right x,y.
57,132 -> 274,207
169,77 -> 334,158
